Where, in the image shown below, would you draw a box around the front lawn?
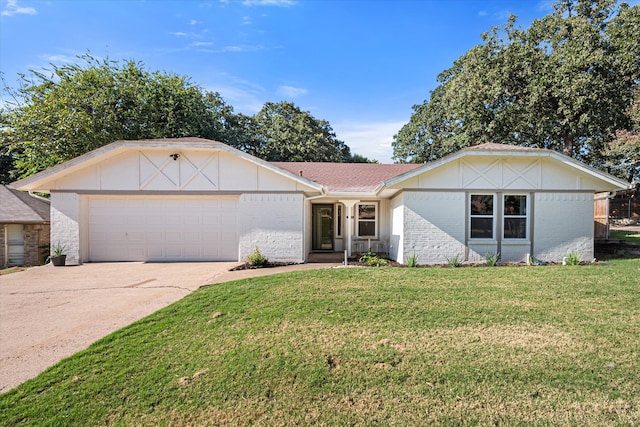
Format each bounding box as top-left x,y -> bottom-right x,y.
1,260 -> 639,426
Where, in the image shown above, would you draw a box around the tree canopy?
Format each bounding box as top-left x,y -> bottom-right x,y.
1,55 -> 369,183
1,54 -> 238,179
603,91 -> 640,182
393,0 -> 640,177
246,101 -> 352,162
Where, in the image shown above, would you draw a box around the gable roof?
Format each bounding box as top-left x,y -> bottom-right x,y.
384,143 -> 630,192
11,137 -> 324,193
0,185 -> 50,223
271,162 -> 422,193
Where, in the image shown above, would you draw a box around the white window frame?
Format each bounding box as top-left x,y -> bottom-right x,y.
502,194 -> 529,240
469,194 -> 496,240
356,202 -> 378,238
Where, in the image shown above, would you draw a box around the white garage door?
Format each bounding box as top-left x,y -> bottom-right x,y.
88,196 -> 239,261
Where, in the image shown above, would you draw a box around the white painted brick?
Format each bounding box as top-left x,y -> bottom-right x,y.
534,193 -> 594,262
401,191 -> 466,264
238,193 -> 304,263
51,193 -> 81,265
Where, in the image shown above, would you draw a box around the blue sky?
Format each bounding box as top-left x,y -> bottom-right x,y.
0,0 -> 591,162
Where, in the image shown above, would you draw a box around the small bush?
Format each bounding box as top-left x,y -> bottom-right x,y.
564,250 -> 580,266
484,252 -> 500,267
445,254 -> 464,267
359,249 -> 388,266
247,246 -> 267,267
406,253 -> 418,268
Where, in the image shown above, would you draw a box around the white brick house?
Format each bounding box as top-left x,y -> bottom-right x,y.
11,138 -> 628,265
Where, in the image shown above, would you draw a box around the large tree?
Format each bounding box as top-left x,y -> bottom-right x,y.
393,0 -> 640,167
604,91 -> 640,182
1,54 -> 237,180
248,101 -> 352,162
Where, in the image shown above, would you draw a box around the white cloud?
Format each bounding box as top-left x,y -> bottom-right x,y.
204,73 -> 267,113
1,0 -> 36,16
191,41 -> 214,47
189,19 -> 201,25
242,0 -> 296,6
169,31 -> 190,37
333,121 -> 406,164
276,85 -> 307,98
40,54 -> 77,64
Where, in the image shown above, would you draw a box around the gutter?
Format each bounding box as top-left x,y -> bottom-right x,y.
28,191 -> 51,202
305,187 -> 329,201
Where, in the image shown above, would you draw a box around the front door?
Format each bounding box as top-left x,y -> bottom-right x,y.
312,204 -> 334,251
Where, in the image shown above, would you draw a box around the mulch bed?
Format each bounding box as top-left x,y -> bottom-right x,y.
230,262 -> 299,271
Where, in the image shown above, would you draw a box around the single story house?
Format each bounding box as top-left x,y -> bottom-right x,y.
10,138 -> 628,265
0,185 -> 50,266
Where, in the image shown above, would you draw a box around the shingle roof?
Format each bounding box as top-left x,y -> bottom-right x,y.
271,162 -> 423,192
0,185 -> 50,223
467,142 -> 540,151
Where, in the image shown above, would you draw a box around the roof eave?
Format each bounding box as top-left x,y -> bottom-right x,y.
0,219 -> 50,224
381,148 -> 629,191
324,190 -> 381,199
11,138 -> 324,193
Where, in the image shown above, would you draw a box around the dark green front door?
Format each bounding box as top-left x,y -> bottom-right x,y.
312,204 -> 334,251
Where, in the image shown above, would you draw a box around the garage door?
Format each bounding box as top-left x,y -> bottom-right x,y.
88,196 -> 239,261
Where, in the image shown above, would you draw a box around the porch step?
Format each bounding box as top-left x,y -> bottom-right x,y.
308,252 -> 345,263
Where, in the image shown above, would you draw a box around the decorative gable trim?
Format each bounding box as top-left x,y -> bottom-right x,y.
11,138 -> 324,193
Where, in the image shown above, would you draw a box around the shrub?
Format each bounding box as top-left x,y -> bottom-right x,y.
406,253 -> 418,268
445,254 -> 464,267
484,252 -> 500,267
359,249 -> 388,266
564,250 -> 580,266
247,246 -> 267,267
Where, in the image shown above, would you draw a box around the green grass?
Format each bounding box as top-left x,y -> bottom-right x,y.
609,229 -> 640,243
2,260 -> 639,426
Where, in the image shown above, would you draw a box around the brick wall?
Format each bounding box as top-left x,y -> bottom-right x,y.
51,193 -> 81,265
534,192 -> 594,262
0,223 -> 50,266
402,191 -> 466,264
23,223 -> 50,265
238,193 -> 304,263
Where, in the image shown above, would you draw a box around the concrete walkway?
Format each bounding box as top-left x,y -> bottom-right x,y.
0,262 -> 339,393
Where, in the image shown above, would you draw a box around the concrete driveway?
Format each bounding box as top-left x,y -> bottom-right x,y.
0,261 -> 339,393
0,262 -> 241,393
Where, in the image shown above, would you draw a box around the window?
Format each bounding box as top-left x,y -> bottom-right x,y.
503,195 -> 527,239
470,194 -> 494,239
357,203 -> 377,237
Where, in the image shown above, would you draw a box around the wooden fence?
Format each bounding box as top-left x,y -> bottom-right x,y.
609,197 -> 640,219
